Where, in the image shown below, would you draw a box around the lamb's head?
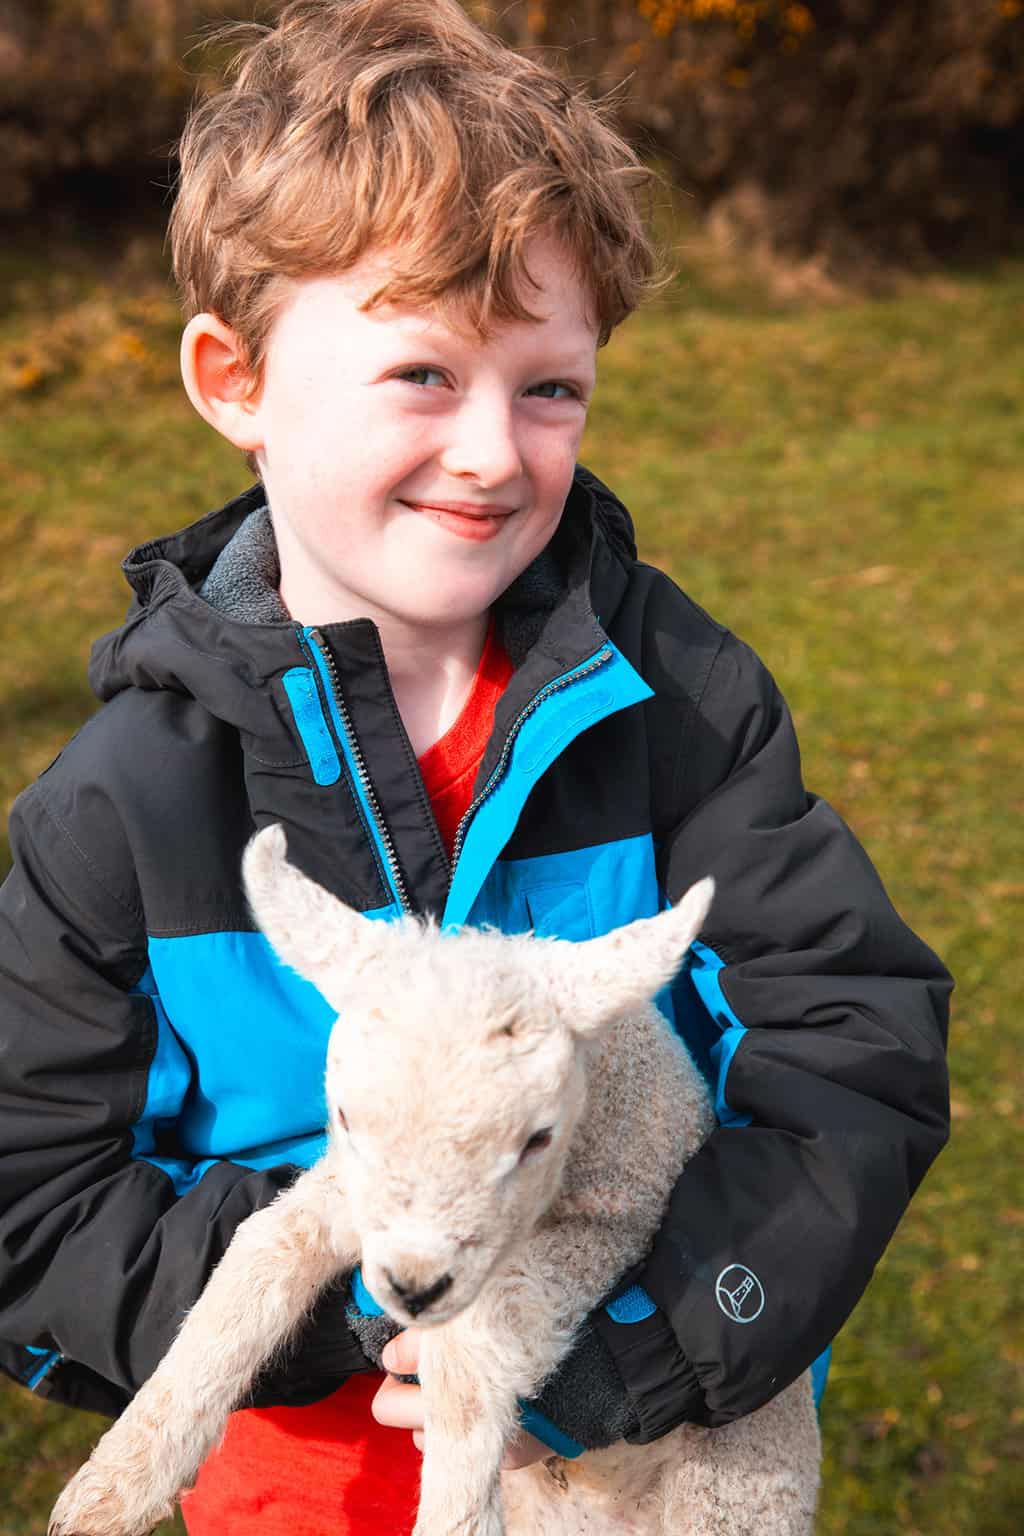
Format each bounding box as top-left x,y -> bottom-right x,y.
243,824 -> 713,1328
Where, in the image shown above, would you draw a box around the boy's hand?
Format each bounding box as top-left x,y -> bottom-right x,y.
372,1329 -> 551,1470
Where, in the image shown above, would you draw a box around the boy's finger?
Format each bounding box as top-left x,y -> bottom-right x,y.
501,1430 -> 551,1470
370,1373 -> 424,1431
381,1327 -> 422,1375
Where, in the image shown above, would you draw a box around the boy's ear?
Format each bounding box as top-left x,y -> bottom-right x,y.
180,313 -> 264,453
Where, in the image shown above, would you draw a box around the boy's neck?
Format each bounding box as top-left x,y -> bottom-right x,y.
376,610 -> 491,759
281,575 -> 490,756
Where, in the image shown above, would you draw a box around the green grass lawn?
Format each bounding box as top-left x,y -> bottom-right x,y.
0,223 -> 1021,1534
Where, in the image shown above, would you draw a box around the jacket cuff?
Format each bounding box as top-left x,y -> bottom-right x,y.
590,1294 -> 709,1442
518,1402 -> 586,1459
247,1275 -> 374,1407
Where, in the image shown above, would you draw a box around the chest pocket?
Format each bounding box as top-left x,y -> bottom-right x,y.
524,881 -> 595,942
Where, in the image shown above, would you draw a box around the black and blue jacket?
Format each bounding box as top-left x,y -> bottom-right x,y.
0,470 -> 951,1441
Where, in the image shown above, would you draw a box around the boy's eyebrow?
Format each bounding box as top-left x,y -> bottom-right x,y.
376,313 -> 598,372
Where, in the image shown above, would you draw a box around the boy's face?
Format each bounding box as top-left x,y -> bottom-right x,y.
243,237 -> 599,633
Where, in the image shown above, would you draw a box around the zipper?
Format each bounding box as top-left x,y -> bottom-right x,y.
449,646 -> 614,873
301,628 -> 412,914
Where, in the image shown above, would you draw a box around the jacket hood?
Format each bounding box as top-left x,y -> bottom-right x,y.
88,467 -> 638,733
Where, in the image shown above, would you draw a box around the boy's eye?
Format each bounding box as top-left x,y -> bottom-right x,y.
396,367 -> 580,399
396,366 -> 448,389
526,381 -> 581,401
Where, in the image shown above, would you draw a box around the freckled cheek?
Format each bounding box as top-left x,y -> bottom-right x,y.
298,442 -> 391,517
534,431 -> 584,497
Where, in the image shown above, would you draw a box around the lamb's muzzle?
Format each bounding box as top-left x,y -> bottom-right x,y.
384,1265 -> 453,1316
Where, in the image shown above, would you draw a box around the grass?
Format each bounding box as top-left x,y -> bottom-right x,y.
0,222 -> 1021,1533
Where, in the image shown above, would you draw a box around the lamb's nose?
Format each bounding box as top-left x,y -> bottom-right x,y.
385,1269 -> 453,1317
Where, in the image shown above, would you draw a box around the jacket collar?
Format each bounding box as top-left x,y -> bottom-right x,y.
89,467 -> 638,730
88,469 -> 641,918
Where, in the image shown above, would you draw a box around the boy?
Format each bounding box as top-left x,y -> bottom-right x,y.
0,2 -> 951,1532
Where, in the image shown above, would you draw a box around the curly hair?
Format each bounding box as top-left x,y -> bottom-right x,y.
169,0 -> 659,386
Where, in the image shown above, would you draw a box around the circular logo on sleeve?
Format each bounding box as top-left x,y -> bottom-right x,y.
715,1264 -> 765,1323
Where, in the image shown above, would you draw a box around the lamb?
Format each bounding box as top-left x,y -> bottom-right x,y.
50,823 -> 821,1536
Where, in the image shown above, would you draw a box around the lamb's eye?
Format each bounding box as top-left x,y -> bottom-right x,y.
519,1128 -> 553,1162
335,1105 -> 349,1132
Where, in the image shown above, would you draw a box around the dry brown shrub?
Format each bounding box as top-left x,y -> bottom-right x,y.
4,1 -> 1022,273
482,0 -> 1024,276
0,0 -> 250,215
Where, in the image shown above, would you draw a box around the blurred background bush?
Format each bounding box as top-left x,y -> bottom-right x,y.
1,0 -> 1023,274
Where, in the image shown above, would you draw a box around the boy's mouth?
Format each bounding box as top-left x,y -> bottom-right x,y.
399,499 -> 515,543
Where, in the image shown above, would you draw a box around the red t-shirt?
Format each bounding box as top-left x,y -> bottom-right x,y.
414,618 -> 514,859
182,624 -> 514,1535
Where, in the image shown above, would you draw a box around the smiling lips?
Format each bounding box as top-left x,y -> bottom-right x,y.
400,499 -> 516,542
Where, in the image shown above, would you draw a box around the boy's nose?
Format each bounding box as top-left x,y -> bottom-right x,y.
440,401 -> 523,488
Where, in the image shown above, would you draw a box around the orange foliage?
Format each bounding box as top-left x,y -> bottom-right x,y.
5,0 -> 1024,272
496,0 -> 1024,272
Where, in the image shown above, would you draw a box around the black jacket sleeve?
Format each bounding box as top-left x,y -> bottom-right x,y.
589,627 -> 951,1436
0,775 -> 368,1414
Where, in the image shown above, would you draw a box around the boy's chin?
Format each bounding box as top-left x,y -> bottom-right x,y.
384,575 -> 517,633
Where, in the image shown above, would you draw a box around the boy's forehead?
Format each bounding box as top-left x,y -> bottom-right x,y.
389,298 -> 597,363
275,238 -> 599,357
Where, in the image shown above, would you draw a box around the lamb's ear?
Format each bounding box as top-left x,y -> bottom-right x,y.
546,877 -> 715,1036
242,825 -> 401,1009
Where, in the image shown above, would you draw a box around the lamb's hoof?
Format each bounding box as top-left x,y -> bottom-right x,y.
49,1459 -> 174,1536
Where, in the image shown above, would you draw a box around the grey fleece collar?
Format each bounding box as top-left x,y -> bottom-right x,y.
198,502 -> 566,666
198,504 -> 289,625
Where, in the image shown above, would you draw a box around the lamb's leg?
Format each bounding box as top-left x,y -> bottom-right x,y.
411,1211 -> 646,1536
49,1163 -> 355,1536
412,1249 -> 590,1536
414,1312 -> 530,1536
660,1372 -> 820,1536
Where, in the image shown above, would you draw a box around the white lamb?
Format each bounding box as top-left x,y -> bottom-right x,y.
50,823 -> 820,1536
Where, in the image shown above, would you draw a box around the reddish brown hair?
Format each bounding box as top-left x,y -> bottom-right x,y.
170,0 -> 659,383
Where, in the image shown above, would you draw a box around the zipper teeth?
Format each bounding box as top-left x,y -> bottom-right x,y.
450,647 -> 614,870
309,630 -> 412,914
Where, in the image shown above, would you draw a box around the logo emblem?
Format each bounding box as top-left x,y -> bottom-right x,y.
715,1264 -> 765,1323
